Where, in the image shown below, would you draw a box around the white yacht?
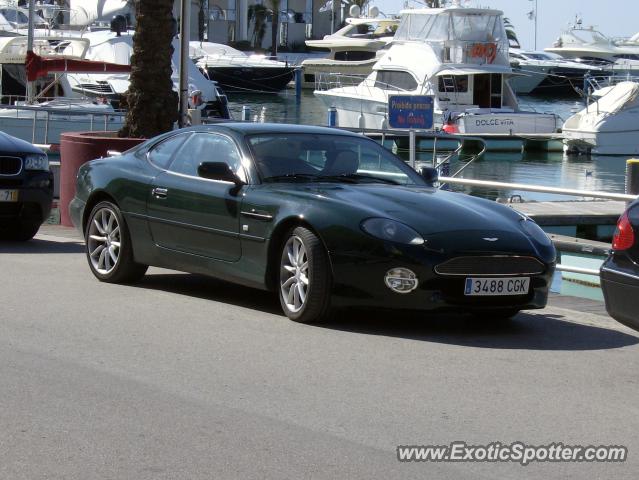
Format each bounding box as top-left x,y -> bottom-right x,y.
0,35 -> 124,144
65,30 -> 230,119
301,15 -> 399,88
509,50 -> 604,95
314,6 -> 559,139
562,81 -> 639,155
545,21 -> 639,72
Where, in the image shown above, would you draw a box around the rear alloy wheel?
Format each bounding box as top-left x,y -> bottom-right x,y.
85,201 -> 147,283
278,226 -> 332,323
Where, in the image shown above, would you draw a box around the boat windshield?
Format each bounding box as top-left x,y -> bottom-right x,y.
247,133 -> 424,186
566,29 -> 610,45
394,11 -> 507,45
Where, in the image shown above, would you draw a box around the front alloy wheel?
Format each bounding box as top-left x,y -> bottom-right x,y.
278,226 -> 332,323
85,201 -> 147,283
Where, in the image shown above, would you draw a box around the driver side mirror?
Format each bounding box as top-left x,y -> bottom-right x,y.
198,162 -> 244,186
419,166 -> 439,186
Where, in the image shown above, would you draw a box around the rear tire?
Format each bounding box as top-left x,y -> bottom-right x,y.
278,226 -> 332,323
85,201 -> 147,283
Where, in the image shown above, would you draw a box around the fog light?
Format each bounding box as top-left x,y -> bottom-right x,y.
384,268 -> 418,294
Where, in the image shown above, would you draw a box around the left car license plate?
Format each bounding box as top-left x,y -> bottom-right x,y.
464,277 -> 530,296
0,189 -> 18,202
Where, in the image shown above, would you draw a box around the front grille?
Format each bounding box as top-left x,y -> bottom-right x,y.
0,156 -> 22,176
435,256 -> 546,276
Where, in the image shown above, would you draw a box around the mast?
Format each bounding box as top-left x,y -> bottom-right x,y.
27,0 -> 36,104
178,0 -> 190,128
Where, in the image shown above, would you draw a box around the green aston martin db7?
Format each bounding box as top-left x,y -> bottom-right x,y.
70,123 -> 556,323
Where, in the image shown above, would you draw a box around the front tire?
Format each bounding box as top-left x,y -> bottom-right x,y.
278,226 -> 332,323
85,201 -> 147,283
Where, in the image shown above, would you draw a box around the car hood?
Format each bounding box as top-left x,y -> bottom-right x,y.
305,183 -> 523,233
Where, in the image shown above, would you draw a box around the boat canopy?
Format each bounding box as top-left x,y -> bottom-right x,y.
588,81 -> 639,114
25,50 -> 130,82
394,8 -> 507,46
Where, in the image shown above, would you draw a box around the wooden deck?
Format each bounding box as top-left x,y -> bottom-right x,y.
512,200 -> 626,226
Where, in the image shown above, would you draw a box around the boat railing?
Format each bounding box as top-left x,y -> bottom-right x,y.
314,72 -> 414,99
0,99 -> 126,144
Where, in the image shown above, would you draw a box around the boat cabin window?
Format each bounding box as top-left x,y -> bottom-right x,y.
438,75 -> 468,93
334,51 -> 377,61
615,54 -> 639,61
374,70 -> 418,91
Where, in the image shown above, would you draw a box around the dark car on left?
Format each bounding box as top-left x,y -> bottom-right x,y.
0,132 -> 53,241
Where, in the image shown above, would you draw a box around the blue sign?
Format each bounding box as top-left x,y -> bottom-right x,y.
388,95 -> 434,129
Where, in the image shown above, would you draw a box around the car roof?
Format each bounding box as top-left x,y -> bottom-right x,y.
181,122 -> 362,138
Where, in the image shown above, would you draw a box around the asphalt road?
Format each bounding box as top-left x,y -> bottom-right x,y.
1,227 -> 638,479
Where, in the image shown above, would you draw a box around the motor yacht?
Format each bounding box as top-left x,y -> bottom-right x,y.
301,15 -> 399,88
545,21 -> 639,73
65,30 -> 230,119
562,81 -> 639,155
314,6 -> 559,142
189,41 -> 295,94
509,49 -> 604,95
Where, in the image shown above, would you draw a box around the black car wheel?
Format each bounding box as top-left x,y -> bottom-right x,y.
85,201 -> 147,283
278,226 -> 332,323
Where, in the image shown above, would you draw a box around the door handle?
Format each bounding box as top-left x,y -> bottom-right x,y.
152,187 -> 168,199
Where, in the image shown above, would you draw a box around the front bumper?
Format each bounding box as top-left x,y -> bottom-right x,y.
329,244 -> 554,313
0,171 -> 53,226
601,256 -> 639,331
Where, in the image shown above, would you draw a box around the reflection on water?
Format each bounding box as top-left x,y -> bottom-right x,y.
227,91 -> 631,200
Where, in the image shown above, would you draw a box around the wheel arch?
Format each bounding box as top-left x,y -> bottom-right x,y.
82,190 -> 119,233
264,216 -> 334,291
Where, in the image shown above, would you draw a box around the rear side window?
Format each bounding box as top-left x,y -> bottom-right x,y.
147,134 -> 189,169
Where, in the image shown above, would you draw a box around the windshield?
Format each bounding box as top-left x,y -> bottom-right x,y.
247,133 -> 424,186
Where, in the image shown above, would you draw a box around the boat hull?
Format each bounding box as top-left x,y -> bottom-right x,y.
563,129 -> 639,155
202,66 -> 295,94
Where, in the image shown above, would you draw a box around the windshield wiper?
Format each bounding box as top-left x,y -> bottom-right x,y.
321,173 -> 401,185
263,173 -> 322,182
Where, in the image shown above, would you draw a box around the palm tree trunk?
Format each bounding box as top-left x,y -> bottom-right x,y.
119,0 -> 178,138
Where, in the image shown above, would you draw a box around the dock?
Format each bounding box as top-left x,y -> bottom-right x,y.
511,200 -> 626,240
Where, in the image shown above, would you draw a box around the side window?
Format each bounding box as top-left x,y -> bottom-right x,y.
169,133 -> 242,178
147,134 -> 189,169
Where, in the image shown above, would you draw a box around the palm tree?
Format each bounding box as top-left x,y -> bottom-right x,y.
119,0 -> 178,138
248,3 -> 268,49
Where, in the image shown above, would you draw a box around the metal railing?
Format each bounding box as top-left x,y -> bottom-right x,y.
437,176 -> 638,202
0,100 -> 126,144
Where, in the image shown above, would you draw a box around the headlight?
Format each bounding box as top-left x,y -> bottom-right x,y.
520,218 -> 552,246
24,154 -> 49,171
360,218 -> 425,245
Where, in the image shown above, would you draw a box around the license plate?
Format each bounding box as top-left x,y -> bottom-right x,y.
464,277 -> 530,296
0,189 -> 18,202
